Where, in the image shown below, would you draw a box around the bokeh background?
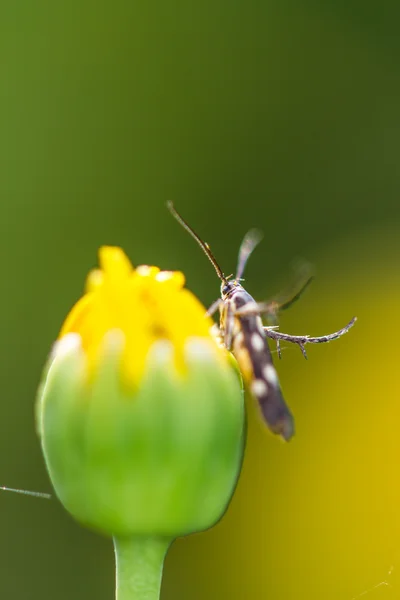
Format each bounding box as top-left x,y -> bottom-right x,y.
1,1 -> 400,598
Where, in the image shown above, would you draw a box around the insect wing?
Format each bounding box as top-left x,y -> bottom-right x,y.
236,315 -> 295,441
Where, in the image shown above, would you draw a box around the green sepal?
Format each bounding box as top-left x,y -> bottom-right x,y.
37,334 -> 244,537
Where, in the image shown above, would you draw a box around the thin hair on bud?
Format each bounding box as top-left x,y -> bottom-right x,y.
0,486 -> 51,499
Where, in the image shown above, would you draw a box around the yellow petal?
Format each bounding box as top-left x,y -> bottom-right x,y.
59,246 -> 220,389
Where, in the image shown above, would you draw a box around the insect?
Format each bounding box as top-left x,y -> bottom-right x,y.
168,202 -> 356,441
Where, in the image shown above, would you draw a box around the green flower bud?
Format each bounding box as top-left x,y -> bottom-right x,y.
36,247 -> 244,538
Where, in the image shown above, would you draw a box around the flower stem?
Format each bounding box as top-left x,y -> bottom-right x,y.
114,535 -> 172,600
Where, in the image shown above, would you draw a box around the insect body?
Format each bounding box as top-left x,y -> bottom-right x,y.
220,278 -> 295,440
168,202 -> 356,441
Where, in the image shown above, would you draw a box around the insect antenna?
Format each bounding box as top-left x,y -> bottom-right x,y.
236,228 -> 264,280
167,202 -> 227,283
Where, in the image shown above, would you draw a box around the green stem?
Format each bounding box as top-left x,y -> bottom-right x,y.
113,535 -> 172,600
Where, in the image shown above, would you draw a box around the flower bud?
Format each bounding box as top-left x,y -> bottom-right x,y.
37,247 -> 244,537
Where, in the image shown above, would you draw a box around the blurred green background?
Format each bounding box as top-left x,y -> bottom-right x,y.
1,1 -> 400,598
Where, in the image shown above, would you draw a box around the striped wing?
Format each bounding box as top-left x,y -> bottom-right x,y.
233,314 -> 295,441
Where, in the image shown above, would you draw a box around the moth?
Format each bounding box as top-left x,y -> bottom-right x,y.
168,202 -> 356,441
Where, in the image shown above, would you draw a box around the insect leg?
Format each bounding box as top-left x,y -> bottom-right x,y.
223,302 -> 235,351
264,275 -> 314,323
274,274 -> 314,312
235,302 -> 274,317
236,291 -> 316,317
264,317 -> 357,358
206,298 -> 222,317
210,323 -> 225,348
260,264 -> 315,324
236,228 -> 264,280
241,275 -> 314,324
